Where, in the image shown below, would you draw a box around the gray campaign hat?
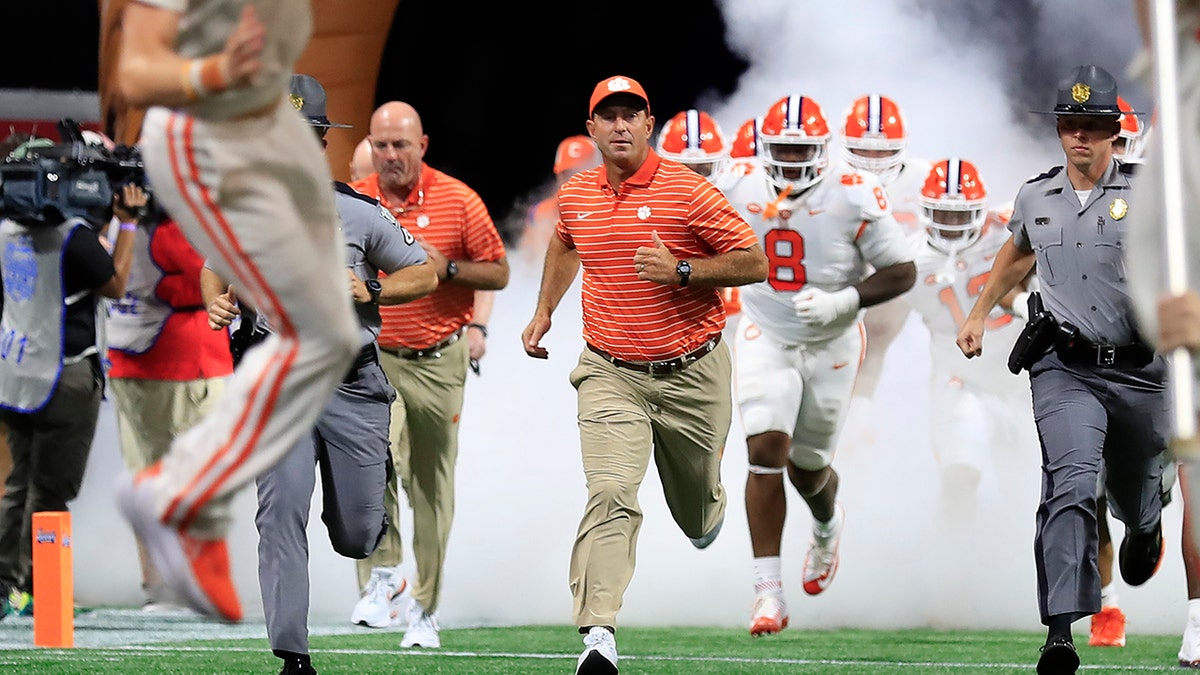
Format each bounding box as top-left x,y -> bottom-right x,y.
1034,64 -> 1143,116
289,74 -> 352,129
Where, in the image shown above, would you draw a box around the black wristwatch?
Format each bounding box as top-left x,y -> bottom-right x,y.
365,278 -> 383,304
445,260 -> 459,280
675,259 -> 692,287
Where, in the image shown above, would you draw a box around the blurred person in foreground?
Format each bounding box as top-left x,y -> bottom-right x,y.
114,0 -> 360,622
1126,0 -> 1200,666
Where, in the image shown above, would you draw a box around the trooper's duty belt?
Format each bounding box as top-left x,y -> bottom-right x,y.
379,328 -> 464,360
587,334 -> 721,377
1056,336 -> 1154,368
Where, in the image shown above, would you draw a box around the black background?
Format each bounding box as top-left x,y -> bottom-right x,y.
1,2 -> 747,244
0,1 -> 1146,245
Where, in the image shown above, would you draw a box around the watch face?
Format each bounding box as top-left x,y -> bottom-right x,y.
678,261 -> 691,274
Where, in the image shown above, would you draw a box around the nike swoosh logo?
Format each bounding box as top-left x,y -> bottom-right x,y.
575,211 -> 606,220
832,361 -> 849,370
808,209 -> 825,216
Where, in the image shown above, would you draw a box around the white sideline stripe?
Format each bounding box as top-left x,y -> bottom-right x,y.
0,645 -> 1183,671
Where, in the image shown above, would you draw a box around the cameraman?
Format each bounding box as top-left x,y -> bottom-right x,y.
0,155 -> 140,616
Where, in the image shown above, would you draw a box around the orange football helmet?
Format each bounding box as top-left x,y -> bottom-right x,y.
729,116 -> 762,159
656,109 -> 730,179
759,94 -> 830,193
840,94 -> 907,184
1114,96 -> 1145,161
919,158 -> 988,252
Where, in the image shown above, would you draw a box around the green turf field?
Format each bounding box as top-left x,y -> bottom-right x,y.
0,610 -> 1189,673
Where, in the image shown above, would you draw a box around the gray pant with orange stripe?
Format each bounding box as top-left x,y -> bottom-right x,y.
567,341 -> 732,629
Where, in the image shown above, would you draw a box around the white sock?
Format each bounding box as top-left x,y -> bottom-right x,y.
753,556 -> 783,596
1100,583 -> 1119,608
1189,598 -> 1200,622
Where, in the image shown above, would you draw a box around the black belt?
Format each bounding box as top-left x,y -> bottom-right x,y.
343,344 -> 380,383
1056,338 -> 1154,368
587,334 -> 721,377
379,328 -> 464,360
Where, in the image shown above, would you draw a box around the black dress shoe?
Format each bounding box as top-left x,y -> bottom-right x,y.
278,658 -> 317,675
1037,636 -> 1079,675
1119,521 -> 1164,586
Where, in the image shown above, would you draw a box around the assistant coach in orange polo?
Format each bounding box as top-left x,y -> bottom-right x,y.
522,75 -> 767,675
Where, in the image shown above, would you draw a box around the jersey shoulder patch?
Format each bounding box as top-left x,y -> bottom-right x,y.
1025,166 -> 1063,184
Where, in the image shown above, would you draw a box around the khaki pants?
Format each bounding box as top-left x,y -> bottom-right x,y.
567,341 -> 732,628
109,377 -> 227,471
356,336 -> 467,613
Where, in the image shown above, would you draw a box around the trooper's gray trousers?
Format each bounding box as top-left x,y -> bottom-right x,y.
1029,350 -> 1168,624
255,349 -> 395,654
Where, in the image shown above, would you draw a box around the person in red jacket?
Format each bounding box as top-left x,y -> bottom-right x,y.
106,208 -> 234,612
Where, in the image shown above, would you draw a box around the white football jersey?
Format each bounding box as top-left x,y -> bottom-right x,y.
722,158 -> 912,345
905,211 -> 1025,392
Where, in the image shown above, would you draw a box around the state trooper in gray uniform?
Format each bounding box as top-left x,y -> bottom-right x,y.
204,75 -> 438,675
956,65 -> 1169,675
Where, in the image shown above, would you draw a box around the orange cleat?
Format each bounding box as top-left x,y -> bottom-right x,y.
749,595 -> 789,637
1088,606 -> 1126,647
116,471 -> 242,622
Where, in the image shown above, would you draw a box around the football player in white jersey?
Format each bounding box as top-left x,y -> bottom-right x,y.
836,95 -> 934,449
896,159 -> 1033,514
718,93 -> 916,636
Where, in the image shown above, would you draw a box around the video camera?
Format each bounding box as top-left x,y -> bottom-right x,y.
0,119 -> 150,228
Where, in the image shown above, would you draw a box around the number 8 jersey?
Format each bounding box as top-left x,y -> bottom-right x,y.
720,158 -> 912,344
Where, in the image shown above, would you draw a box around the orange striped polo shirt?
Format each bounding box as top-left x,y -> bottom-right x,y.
556,150 -> 757,361
352,165 -> 506,349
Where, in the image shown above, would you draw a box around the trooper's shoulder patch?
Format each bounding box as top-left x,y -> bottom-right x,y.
1118,161 -> 1139,176
1026,166 -> 1063,184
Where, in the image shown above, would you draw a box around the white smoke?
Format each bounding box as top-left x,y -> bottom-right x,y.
66,0 -> 1187,641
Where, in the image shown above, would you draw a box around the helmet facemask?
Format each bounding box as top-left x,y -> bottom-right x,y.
921,199 -> 986,254
760,137 -> 828,194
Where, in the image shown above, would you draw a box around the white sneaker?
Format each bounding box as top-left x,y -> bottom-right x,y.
802,504 -> 844,596
400,600 -> 440,648
350,567 -> 408,629
749,594 -> 789,636
1180,615 -> 1200,667
576,626 -> 618,674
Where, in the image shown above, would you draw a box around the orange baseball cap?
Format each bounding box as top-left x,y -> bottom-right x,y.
589,75 -> 650,116
553,135 -> 596,175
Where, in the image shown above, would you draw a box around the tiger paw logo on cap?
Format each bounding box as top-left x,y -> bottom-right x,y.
1071,83 -> 1091,103
606,77 -> 635,94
